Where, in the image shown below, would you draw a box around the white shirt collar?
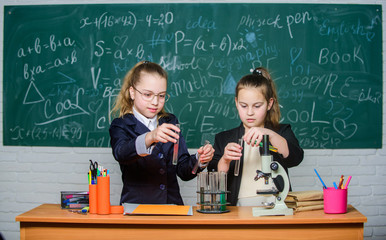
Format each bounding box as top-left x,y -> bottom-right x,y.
133,107 -> 157,131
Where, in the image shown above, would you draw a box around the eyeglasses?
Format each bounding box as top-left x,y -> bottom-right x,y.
133,86 -> 170,103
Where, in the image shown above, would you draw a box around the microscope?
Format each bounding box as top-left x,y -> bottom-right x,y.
252,135 -> 293,216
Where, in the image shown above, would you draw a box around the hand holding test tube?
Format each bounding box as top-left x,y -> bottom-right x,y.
234,138 -> 243,176
172,124 -> 180,165
192,140 -> 210,174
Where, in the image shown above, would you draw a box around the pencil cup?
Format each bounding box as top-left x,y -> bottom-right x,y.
88,184 -> 97,214
97,175 -> 111,215
323,187 -> 347,214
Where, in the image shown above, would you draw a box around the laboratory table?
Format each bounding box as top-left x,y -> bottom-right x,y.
16,204 -> 366,240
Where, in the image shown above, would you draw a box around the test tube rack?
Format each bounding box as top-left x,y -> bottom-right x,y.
196,171 -> 230,214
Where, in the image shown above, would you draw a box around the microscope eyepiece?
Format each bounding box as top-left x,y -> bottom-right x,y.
262,135 -> 270,156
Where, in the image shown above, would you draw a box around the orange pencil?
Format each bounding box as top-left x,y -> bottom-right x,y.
338,175 -> 344,189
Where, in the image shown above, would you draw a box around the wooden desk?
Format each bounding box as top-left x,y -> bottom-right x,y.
16,204 -> 366,240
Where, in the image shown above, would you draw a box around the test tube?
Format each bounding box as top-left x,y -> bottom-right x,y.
200,172 -> 209,211
234,138 -> 243,176
219,171 -> 227,211
192,140 -> 210,174
209,172 -> 218,211
172,124 -> 180,165
197,172 -> 206,211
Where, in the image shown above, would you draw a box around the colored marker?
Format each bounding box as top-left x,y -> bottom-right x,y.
343,176 -> 352,189
333,182 -> 338,189
257,142 -> 278,152
81,206 -> 89,213
314,169 -> 327,189
66,192 -> 89,199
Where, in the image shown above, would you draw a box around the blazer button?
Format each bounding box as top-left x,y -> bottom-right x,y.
159,168 -> 165,175
160,184 -> 166,190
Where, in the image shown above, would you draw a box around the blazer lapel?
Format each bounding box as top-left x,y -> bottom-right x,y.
124,114 -> 150,136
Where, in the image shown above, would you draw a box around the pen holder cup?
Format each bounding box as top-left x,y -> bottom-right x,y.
323,187 -> 347,214
97,176 -> 111,215
88,184 -> 97,214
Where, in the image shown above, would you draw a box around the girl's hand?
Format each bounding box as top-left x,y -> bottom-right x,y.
222,142 -> 243,164
197,144 -> 215,164
243,127 -> 289,157
218,141 -> 243,173
146,123 -> 180,146
243,127 -> 272,147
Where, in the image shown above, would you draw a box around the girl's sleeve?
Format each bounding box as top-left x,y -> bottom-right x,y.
175,134 -> 197,181
207,133 -> 224,172
274,124 -> 304,168
109,119 -> 141,164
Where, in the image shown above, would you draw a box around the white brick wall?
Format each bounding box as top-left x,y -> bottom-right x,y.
1,0 -> 385,240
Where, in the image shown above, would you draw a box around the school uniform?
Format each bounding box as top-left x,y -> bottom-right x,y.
208,123 -> 304,206
109,112 -> 199,205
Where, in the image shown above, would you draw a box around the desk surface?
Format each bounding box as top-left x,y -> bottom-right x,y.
16,203 -> 366,225
16,204 -> 367,240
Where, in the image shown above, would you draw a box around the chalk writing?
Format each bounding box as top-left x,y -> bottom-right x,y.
3,3 -> 382,149
79,11 -> 137,30
319,18 -> 377,42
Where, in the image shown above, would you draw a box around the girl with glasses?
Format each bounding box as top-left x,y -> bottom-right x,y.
109,60 -> 214,205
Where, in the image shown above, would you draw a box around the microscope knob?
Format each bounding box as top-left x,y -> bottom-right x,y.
270,162 -> 279,171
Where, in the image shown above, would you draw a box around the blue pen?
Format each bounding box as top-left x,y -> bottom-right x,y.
314,169 -> 327,189
333,182 -> 338,189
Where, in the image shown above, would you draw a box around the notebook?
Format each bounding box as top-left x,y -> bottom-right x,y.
123,203 -> 193,216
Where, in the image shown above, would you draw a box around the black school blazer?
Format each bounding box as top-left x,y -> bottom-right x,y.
208,123 -> 304,206
109,113 -> 198,205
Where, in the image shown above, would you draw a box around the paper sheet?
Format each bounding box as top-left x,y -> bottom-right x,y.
123,203 -> 193,216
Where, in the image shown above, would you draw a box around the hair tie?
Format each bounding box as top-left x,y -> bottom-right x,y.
250,68 -> 262,76
143,60 -> 149,64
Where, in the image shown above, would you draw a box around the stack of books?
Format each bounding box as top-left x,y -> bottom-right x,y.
285,190 -> 324,212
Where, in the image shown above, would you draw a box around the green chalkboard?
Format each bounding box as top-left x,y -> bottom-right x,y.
3,3 -> 382,148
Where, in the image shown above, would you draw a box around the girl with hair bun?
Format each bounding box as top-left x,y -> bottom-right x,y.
208,67 -> 303,206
